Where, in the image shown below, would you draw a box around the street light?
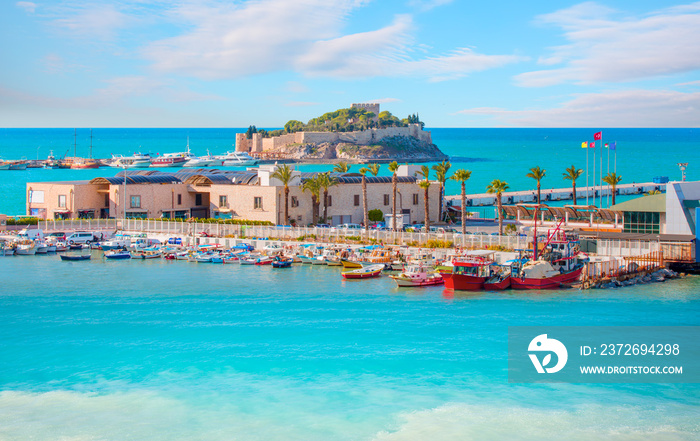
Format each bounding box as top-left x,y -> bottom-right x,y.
122,165 -> 129,220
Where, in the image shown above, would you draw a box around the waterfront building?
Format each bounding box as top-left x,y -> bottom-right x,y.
26,165 -> 439,226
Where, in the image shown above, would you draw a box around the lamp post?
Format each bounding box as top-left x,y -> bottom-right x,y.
677,163 -> 688,182
122,165 -> 128,220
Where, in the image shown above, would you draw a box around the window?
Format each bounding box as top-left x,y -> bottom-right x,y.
104,193 -> 110,207
219,195 -> 227,207
354,195 -> 360,206
130,195 -> 141,208
328,195 -> 332,206
383,194 -> 390,206
623,211 -> 660,234
412,193 -> 419,205
254,197 -> 263,209
126,211 -> 147,219
177,194 -> 182,205
195,194 -> 203,206
291,196 -> 299,207
58,195 -> 67,208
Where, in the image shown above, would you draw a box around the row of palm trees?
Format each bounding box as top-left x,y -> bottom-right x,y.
270,161 -> 623,234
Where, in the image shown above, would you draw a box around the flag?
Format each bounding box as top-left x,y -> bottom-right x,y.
594,131 -> 602,140
604,143 -> 609,149
589,142 -> 595,148
581,142 -> 587,149
610,142 -> 616,151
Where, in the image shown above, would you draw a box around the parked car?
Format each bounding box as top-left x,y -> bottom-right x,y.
46,232 -> 66,241
64,231 -> 95,244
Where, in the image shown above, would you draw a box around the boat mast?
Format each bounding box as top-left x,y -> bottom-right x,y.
89,129 -> 93,159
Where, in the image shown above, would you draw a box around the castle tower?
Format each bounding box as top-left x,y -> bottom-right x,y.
351,103 -> 380,122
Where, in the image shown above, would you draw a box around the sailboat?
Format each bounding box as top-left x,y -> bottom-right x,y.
69,129 -> 100,169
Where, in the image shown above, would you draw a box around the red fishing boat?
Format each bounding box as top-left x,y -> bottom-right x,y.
441,250 -> 495,291
484,273 -> 511,290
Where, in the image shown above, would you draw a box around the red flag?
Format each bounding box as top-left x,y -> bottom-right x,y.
593,132 -> 602,140
589,142 -> 595,148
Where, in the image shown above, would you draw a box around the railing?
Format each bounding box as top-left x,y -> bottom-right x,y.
596,239 -> 660,257
40,219 -> 528,249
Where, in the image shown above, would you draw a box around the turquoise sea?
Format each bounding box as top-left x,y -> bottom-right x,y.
1,128 -> 699,215
1,254 -> 699,440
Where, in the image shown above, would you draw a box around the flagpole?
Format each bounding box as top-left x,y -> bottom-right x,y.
586,143 -> 589,205
593,145 -> 596,207
607,136 -> 610,207
599,137 -> 603,208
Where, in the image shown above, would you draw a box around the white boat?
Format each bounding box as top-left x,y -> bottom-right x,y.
184,150 -> 219,167
101,234 -> 132,251
218,151 -> 258,167
390,265 -> 444,287
35,241 -> 49,254
109,153 -> 152,168
15,241 -> 37,255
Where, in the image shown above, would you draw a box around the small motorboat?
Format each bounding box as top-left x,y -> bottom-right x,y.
390,265 -> 444,288
60,253 -> 91,261
271,256 -> 293,268
255,256 -> 274,265
484,273 -> 511,290
340,259 -> 363,269
104,250 -> 131,260
341,264 -> 385,279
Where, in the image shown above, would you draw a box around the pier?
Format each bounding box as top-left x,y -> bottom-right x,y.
446,182 -> 665,207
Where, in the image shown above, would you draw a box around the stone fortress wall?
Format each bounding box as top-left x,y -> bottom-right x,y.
235,103 -> 432,153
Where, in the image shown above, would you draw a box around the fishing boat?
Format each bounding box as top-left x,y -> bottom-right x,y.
218,151 -> 258,167
484,272 -> 511,290
271,256 -> 294,268
104,250 -> 131,259
70,158 -> 100,169
510,225 -> 585,290
60,253 -> 91,261
255,256 -> 274,265
133,250 -> 162,259
390,265 -> 444,287
341,264 -> 385,279
14,241 -> 37,255
0,160 -> 29,170
340,259 -> 364,269
440,250 -> 495,291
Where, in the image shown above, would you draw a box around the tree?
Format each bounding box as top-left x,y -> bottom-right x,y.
318,172 -> 338,223
603,172 -> 623,206
526,166 -> 546,204
486,179 -> 510,235
333,161 -> 351,173
271,164 -> 294,225
562,165 -> 583,205
388,161 -> 400,230
284,120 -> 305,133
432,160 -> 451,222
367,163 -> 380,177
301,175 -> 321,225
368,209 -> 384,222
416,165 -> 431,229
358,166 -> 370,228
450,169 -> 472,234
246,125 -> 257,139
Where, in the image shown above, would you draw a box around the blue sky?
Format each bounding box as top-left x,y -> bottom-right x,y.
1,0 -> 699,128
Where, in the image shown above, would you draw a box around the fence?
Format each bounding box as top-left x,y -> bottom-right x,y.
582,251 -> 665,281
40,218 -> 529,250
596,239 -> 660,257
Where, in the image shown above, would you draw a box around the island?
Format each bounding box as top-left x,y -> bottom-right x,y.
234,103 -> 448,163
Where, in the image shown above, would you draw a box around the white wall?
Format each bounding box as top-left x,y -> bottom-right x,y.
665,181 -> 700,235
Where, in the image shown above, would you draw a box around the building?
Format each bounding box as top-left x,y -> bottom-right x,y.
26,165 -> 440,226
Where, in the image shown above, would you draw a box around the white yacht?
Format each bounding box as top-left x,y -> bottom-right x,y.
184,150 -> 220,167
110,153 -> 152,168
218,151 -> 258,167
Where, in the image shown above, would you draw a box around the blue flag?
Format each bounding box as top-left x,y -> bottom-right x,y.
610,142 -> 616,151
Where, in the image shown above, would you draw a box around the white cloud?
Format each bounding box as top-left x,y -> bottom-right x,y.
16,1 -> 37,14
143,0 -> 522,81
53,4 -> 128,40
408,0 -> 454,12
456,90 -> 700,127
516,2 -> 700,86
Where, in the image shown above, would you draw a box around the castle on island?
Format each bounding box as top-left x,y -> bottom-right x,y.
234,103 -> 433,154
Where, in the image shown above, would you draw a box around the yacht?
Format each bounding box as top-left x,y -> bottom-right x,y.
218,151 -> 258,167
184,150 -> 220,167
150,151 -> 189,167
110,153 -> 152,168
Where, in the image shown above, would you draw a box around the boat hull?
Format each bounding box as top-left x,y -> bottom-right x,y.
484,276 -> 511,290
391,275 -> 444,287
441,273 -> 487,291
510,268 -> 583,290
60,254 -> 91,261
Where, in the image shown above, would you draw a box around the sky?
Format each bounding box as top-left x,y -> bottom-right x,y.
1,0 -> 699,128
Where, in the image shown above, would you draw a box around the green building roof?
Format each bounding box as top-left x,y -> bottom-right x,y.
610,193 -> 666,213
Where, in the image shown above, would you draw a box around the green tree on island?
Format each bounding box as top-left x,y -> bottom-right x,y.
526,166 -> 546,204
487,179 -> 509,235
432,160 -> 451,222
301,175 -> 321,225
450,169 -> 472,234
562,165 -> 583,205
417,165 -> 431,229
603,172 -> 623,206
388,161 -> 400,230
271,164 -> 295,225
333,161 -> 351,173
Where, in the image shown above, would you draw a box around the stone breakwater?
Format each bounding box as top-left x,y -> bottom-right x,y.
591,268 -> 682,289
270,136 -> 449,163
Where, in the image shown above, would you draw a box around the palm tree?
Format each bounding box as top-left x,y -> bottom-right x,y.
419,180 -> 431,229
318,172 -> 338,223
526,166 -> 546,204
416,165 -> 431,229
271,164 -> 295,225
333,161 -> 351,173
432,160 -> 451,222
367,163 -> 380,177
486,179 -> 510,235
450,169 -> 472,234
388,161 -> 400,230
358,166 -> 370,228
647,190 -> 662,196
603,172 -> 622,206
562,165 -> 583,205
301,175 -> 321,225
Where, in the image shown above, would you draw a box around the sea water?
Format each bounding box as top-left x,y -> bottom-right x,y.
0,255 -> 699,440
1,128 -> 699,215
